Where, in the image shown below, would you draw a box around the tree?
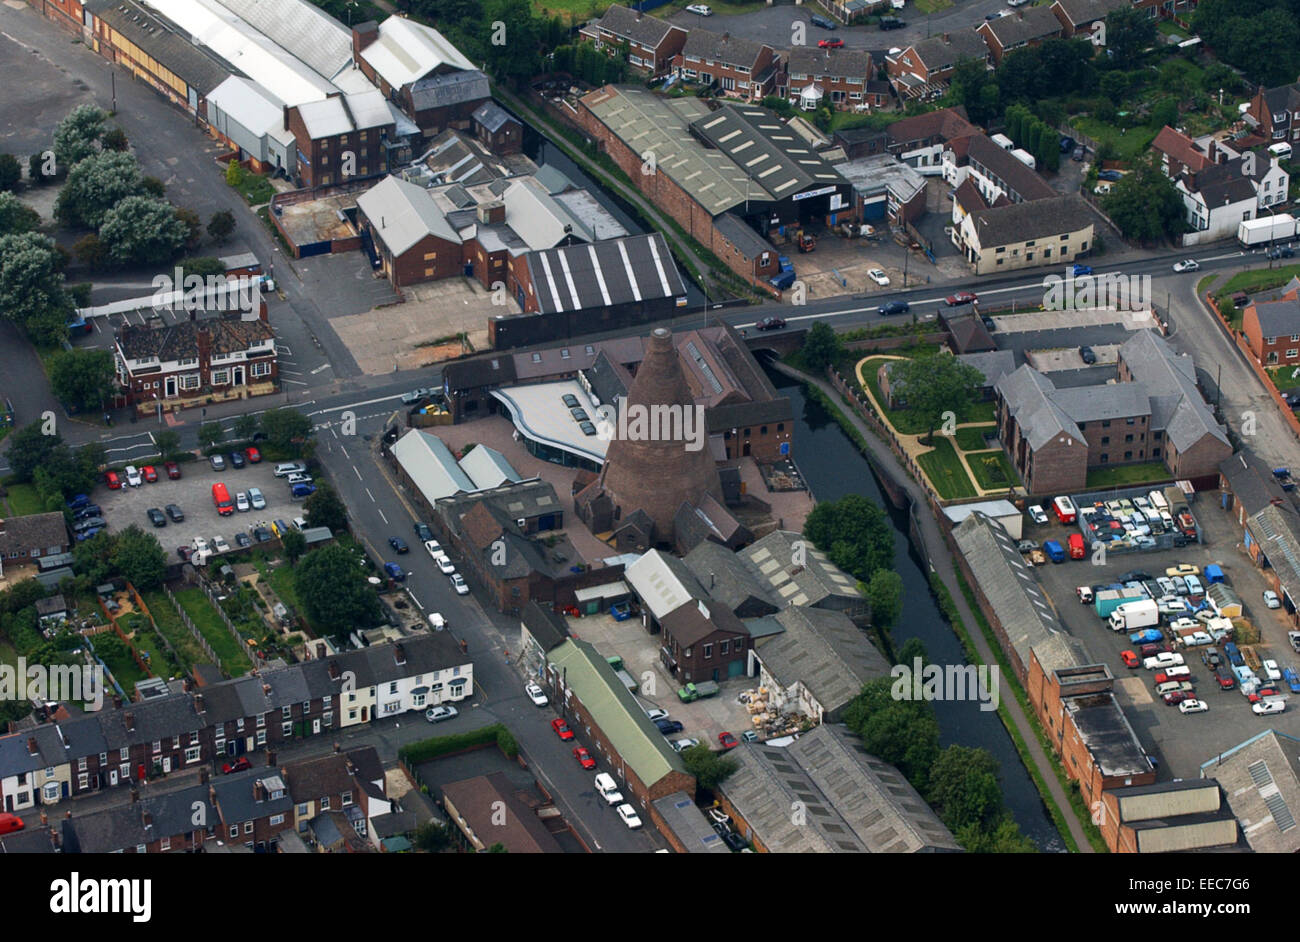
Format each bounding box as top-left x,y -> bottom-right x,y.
928,745 -> 1005,832
198,422 -> 225,447
480,0 -> 543,80
53,104 -> 107,168
413,820 -> 454,852
1149,98 -> 1178,131
153,429 -> 181,460
111,526 -> 168,590
803,493 -> 895,582
4,422 -> 62,482
141,176 -> 166,198
177,256 -> 225,282
889,354 -> 984,444
949,58 -> 999,126
225,160 -> 243,187
956,814 -> 1037,853
801,321 -> 842,372
72,526 -> 116,584
681,743 -> 738,790
260,407 -> 314,453
73,233 -> 106,271
865,569 -> 904,629
281,529 -> 307,563
303,485 -> 348,533
28,152 -> 58,185
175,207 -> 203,252
233,413 -> 260,442
294,543 -> 382,633
1099,70 -> 1128,103
0,155 -> 20,191
0,231 -> 74,344
101,127 -> 129,152
53,151 -> 145,229
844,678 -> 941,793
99,197 -> 188,266
0,192 -> 39,236
49,349 -> 116,412
1103,158 -> 1187,242
207,210 -> 236,245
897,636 -> 928,665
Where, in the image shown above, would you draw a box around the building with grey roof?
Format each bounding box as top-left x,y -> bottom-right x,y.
652,791 -> 730,853
1201,730 -> 1300,853
976,4 -> 1064,62
720,725 -> 961,853
956,349 -> 1016,395
1244,502 -> 1300,615
579,6 -> 687,77
683,540 -> 780,618
61,778 -> 217,853
833,153 -> 928,224
958,195 -> 1097,274
738,530 -> 866,619
752,607 -> 891,722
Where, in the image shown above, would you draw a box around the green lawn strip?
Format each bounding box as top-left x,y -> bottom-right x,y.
857,356 -> 994,434
1195,274 -> 1219,298
141,589 -> 209,671
266,562 -> 302,614
913,0 -> 953,11
967,449 -> 1021,491
1069,117 -> 1156,162
97,644 -> 147,691
129,627 -> 182,680
229,172 -> 275,206
954,424 -> 997,452
1219,263 -> 1300,297
915,436 -> 978,499
0,637 -> 17,669
1084,461 -> 1171,489
952,572 -> 1110,852
1267,365 -> 1300,391
929,573 -> 1077,852
3,483 -> 46,516
173,587 -> 253,675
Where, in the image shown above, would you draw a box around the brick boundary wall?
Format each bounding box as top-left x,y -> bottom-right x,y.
1206,292 -> 1300,446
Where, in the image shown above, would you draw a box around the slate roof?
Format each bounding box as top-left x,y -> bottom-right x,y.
521,601 -> 570,652
721,725 -> 961,852
1219,452 -> 1289,516
659,597 -> 747,648
0,512 -> 69,556
473,101 -> 516,134
61,780 -> 215,853
758,607 -> 891,716
115,318 -> 274,363
956,349 -> 1016,388
1261,83 -> 1300,121
1051,0 -> 1130,27
358,176 -> 462,257
965,133 -> 1057,202
942,310 -> 996,353
587,5 -> 682,48
1184,160 -> 1257,206
885,106 -> 977,148
408,69 -> 490,111
202,676 -> 273,725
282,752 -> 355,804
979,5 -> 1063,48
1050,383 -> 1151,423
652,791 -> 729,853
714,212 -> 775,260
109,693 -> 203,748
739,530 -> 863,607
902,30 -> 989,71
441,771 -> 561,853
683,538 -> 780,616
996,365 -> 1079,449
1118,330 -> 1229,450
1249,298 -> 1300,338
681,28 -> 771,71
967,194 -> 1095,248
211,766 -> 293,826
86,0 -> 233,95
1200,730 -> 1300,853
785,45 -> 872,80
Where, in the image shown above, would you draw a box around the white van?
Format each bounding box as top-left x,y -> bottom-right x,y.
1253,698 -> 1286,715
1268,142 -> 1293,160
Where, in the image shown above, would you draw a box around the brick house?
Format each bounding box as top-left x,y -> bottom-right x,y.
210,767 -> 294,851
579,5 -> 687,78
885,30 -> 989,101
355,175 -> 464,288
1245,81 -> 1300,147
0,513 -> 71,568
659,599 -> 750,684
1151,125 -> 1211,178
710,213 -> 781,284
975,5 -> 1063,63
472,101 -> 522,155
282,751 -> 364,836
284,91 -> 396,188
782,46 -> 874,112
113,316 -> 277,412
675,30 -> 777,101
995,365 -> 1093,494
1049,0 -> 1132,38
61,778 -> 218,853
1242,280 -> 1300,367
199,679 -> 274,764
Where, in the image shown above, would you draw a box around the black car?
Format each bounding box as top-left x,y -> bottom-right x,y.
1118,570 -> 1153,583
253,527 -> 273,543
1202,650 -> 1221,668
1079,345 -> 1097,365
74,504 -> 102,520
880,15 -> 905,28
234,532 -> 252,548
414,522 -> 434,542
388,536 -> 410,554
981,316 -> 996,332
655,718 -> 685,735
146,508 -> 166,527
1059,136 -> 1075,154
1267,245 -> 1295,260
878,300 -> 910,316
722,831 -> 747,852
228,451 -> 246,469
73,516 -> 105,533
756,317 -> 786,331
166,503 -> 184,522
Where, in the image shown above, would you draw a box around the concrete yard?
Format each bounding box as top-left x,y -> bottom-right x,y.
329,278 -> 510,374
1029,487 -> 1300,779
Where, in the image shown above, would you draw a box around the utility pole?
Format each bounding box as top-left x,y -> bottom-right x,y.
111,71 -> 116,113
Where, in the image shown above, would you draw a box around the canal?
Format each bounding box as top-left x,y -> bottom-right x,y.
769,367 -> 1066,852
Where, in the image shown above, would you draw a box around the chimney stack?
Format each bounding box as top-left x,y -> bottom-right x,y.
27,737 -> 37,756
194,694 -> 205,714
124,711 -> 135,732
394,644 -> 406,666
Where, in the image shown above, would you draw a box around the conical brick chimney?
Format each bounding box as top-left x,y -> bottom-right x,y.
598,327 -> 722,542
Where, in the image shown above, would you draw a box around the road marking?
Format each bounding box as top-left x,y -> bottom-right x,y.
377,507 -> 388,524
365,487 -> 375,501
354,465 -> 363,481
310,363 -> 332,374
339,445 -> 349,459
282,379 -> 308,386
309,394 -> 405,417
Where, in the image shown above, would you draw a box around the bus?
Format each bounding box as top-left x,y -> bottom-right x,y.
212,482 -> 234,516
1052,495 -> 1077,524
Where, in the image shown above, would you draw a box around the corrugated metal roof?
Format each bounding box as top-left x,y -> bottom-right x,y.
357,175 -> 462,256
208,0 -> 354,81
524,232 -> 684,315
361,16 -> 475,89
392,429 -> 476,503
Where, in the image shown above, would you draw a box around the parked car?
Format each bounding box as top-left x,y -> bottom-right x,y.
1264,590 -> 1282,609
383,562 -> 406,581
1179,699 -> 1208,714
981,315 -> 997,331
670,737 -> 700,753
1120,650 -> 1140,668
414,522 -> 434,542
234,532 -> 252,548
594,773 -> 624,805
818,37 -> 844,47
146,508 -> 166,527
1027,505 -> 1049,525
810,12 -> 837,27
125,465 -> 142,487
1017,539 -> 1038,553
209,454 -> 226,471
525,682 -> 548,707
104,471 -> 122,489
425,705 -> 458,723
1072,145 -> 1086,161
616,803 -> 643,829
212,535 -> 230,553
248,487 -> 266,510
644,708 -> 669,722
228,451 -> 246,469
686,2 -> 713,13
573,746 -> 597,769
655,718 -> 685,735
236,492 -> 250,513
164,461 -> 181,480
867,268 -> 891,286
74,504 -> 101,520
245,447 -> 261,464
141,465 -> 158,483
286,473 -> 313,486
551,718 -> 575,741
1097,170 -> 1123,182
450,573 -> 469,595
1263,659 -> 1284,682
1059,135 -> 1075,153
1072,264 -> 1092,276
1079,345 -> 1096,365
434,554 -> 456,575
274,462 -> 307,477
389,536 -> 410,554
222,757 -> 253,774
401,387 -> 435,405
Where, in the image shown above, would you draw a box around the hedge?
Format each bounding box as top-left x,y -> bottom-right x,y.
399,723 -> 516,766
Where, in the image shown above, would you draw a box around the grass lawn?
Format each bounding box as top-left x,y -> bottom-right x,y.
916,436 -> 978,499
858,356 -> 996,435
1219,263 -> 1300,297
229,170 -> 275,206
4,482 -> 47,516
0,637 -> 17,669
1267,364 -> 1300,391
967,450 -> 1021,491
1195,274 -> 1219,298
97,644 -> 146,691
265,562 -> 302,615
1155,20 -> 1186,37
913,0 -> 953,11
141,590 -> 210,672
1085,461 -> 1171,489
1069,117 -> 1157,162
954,424 -> 997,452
130,628 -> 182,680
174,587 -> 253,675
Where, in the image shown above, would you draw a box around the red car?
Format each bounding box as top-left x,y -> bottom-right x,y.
0,812 -> 24,835
105,470 -> 121,490
718,731 -> 739,750
1162,691 -> 1193,705
164,461 -> 182,480
573,746 -> 596,769
1120,650 -> 1140,668
551,718 -> 575,741
945,291 -> 978,306
222,757 -> 252,774
141,465 -> 158,483
817,38 -> 844,47
756,317 -> 787,331
245,446 -> 261,464
1216,672 -> 1236,690
1248,688 -> 1281,703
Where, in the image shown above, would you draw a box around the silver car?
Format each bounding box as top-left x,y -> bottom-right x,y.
247,487 -> 266,510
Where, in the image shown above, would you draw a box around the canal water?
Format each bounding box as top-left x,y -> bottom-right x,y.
769,368 -> 1066,852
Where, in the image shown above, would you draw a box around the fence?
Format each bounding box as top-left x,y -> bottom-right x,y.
198,578 -> 259,664
163,584 -> 222,672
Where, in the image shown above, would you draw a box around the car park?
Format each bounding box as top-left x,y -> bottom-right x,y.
551,718 -> 574,741
425,705 -> 458,723
616,804 -> 643,829
146,508 -> 166,527
594,773 -> 624,805
248,487 -> 265,510
125,466 -> 142,487
236,492 -> 250,512
450,573 -> 469,595
525,682 -> 548,706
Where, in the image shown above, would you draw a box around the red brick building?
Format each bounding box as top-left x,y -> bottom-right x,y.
885,31 -> 989,101
782,46 -> 875,111
355,175 -> 465,288
975,6 -> 1063,63
1246,81 -> 1300,147
674,29 -> 777,101
579,5 -> 688,78
284,91 -> 396,188
1242,279 -> 1300,367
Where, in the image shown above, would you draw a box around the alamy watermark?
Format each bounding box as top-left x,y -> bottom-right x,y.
594,396 -> 706,452
0,659 -> 104,711
150,267 -> 261,314
890,657 -> 1000,712
1042,267 -> 1151,312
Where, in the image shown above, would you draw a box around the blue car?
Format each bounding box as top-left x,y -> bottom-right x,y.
1285,667 -> 1300,693
383,562 -> 406,581
66,494 -> 90,510
1072,264 -> 1093,276
1129,628 -> 1163,645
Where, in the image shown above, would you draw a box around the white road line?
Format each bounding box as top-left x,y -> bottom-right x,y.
377,507 -> 388,524
354,465 -> 364,481
282,379 -> 308,386
331,428 -> 339,440
310,363 -> 332,374
365,487 -> 375,501
339,445 -> 350,459
309,394 -> 405,416
410,593 -> 424,611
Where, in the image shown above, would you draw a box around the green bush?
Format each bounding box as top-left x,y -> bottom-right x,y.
399,723 -> 516,765
496,727 -> 519,759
